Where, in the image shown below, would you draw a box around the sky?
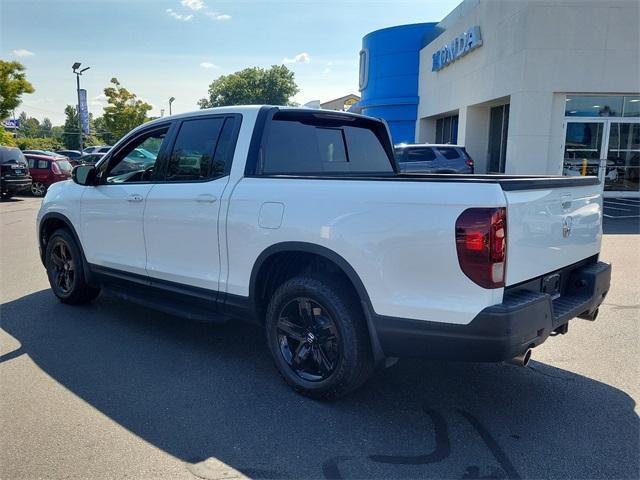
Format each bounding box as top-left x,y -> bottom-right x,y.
2,0 -> 460,125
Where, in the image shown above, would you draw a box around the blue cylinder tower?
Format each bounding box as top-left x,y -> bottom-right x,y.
352,23 -> 442,144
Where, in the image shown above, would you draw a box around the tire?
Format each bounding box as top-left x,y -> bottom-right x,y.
31,182 -> 47,197
1,192 -> 12,201
45,228 -> 100,304
265,274 -> 374,400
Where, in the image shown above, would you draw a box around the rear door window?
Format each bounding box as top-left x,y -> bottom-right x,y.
437,147 -> 461,160
263,116 -> 393,174
404,148 -> 437,162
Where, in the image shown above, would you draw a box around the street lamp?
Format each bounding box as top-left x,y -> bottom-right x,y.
169,97 -> 175,116
72,62 -> 90,152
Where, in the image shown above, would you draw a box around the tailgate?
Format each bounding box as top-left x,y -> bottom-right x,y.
504,184 -> 602,285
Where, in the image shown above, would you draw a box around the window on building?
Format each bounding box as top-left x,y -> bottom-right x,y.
488,104 -> 510,173
623,96 -> 640,117
563,95 -> 640,117
435,114 -> 459,144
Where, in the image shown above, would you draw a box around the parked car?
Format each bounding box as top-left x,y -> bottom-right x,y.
78,153 -> 107,165
37,106 -> 610,399
23,149 -> 66,158
0,146 -> 32,200
56,150 -> 83,160
24,153 -> 73,196
394,143 -> 474,173
83,145 -> 112,154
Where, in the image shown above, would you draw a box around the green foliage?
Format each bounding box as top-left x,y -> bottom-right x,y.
0,60 -> 35,119
15,136 -> 63,151
102,78 -> 152,141
93,115 -> 115,145
18,111 -> 41,137
41,117 -> 53,137
198,65 -> 299,108
62,105 -> 81,150
61,105 -> 101,149
0,126 -> 16,146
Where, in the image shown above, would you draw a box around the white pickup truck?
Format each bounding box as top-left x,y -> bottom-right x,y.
37,106 -> 611,399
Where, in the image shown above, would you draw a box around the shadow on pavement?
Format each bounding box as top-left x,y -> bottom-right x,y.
603,217 -> 640,234
2,290 -> 638,479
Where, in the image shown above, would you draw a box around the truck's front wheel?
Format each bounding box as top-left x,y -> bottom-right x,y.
265,275 -> 374,399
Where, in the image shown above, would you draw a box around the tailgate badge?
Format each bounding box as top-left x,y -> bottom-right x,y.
562,216 -> 573,238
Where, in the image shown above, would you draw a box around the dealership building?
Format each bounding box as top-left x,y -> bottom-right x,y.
354,0 -> 640,197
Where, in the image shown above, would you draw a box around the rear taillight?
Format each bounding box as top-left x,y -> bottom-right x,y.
465,158 -> 474,167
455,207 -> 506,288
51,162 -> 61,174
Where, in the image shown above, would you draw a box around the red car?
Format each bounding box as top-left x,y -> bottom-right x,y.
24,154 -> 73,197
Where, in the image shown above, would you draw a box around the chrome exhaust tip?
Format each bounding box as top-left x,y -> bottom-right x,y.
507,348 -> 532,367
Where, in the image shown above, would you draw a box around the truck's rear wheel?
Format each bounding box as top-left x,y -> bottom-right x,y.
45,228 -> 100,304
265,275 -> 374,399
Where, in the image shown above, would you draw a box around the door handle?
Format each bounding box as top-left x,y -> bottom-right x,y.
126,194 -> 143,202
195,194 -> 218,203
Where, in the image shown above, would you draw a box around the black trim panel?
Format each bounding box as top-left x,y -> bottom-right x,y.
89,264 -> 228,322
372,261 -> 611,361
243,173 -> 600,191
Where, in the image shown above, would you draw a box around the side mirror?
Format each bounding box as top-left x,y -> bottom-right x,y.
72,165 -> 97,186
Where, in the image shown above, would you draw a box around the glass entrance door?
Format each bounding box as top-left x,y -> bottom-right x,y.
605,121 -> 640,193
563,119 -> 640,194
563,121 -> 605,179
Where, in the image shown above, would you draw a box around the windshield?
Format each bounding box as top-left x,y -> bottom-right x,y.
0,147 -> 27,165
56,160 -> 73,172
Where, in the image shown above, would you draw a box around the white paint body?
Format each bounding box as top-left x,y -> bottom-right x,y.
38,106 -> 603,326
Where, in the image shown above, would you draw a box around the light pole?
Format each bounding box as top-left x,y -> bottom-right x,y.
72,62 -> 90,152
169,97 -> 175,116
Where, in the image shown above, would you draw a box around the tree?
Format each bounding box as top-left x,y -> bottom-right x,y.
102,77 -> 152,141
198,65 -> 299,108
62,105 -> 81,150
17,111 -> 40,137
93,115 -> 115,145
0,60 -> 35,119
41,117 -> 53,137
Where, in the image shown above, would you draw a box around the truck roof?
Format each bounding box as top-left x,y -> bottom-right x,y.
143,105 -> 379,130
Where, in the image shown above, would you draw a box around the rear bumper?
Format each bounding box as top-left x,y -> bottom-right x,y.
1,177 -> 32,193
372,260 -> 611,361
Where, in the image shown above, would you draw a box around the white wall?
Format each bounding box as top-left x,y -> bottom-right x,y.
416,0 -> 640,174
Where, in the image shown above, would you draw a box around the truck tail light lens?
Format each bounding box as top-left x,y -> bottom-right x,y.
51,162 -> 61,175
455,207 -> 506,288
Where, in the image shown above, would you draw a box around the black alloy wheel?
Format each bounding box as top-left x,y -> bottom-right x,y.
49,237 -> 76,295
45,228 -> 100,304
276,297 -> 341,382
265,275 -> 374,399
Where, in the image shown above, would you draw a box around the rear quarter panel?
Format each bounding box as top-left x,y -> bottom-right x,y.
225,178 -> 506,325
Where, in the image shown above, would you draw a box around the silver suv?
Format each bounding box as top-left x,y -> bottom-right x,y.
395,144 -> 474,174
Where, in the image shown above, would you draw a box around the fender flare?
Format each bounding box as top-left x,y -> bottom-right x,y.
249,241 -> 385,362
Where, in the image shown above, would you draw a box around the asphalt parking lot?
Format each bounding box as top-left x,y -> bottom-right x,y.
1,196 -> 639,480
